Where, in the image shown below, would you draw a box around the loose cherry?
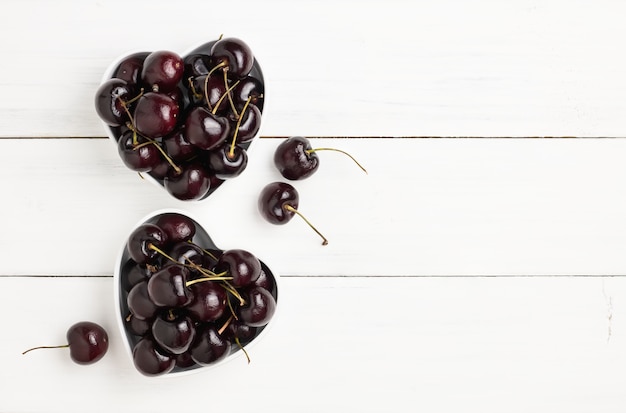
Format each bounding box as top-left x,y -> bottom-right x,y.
274,136 -> 367,180
22,321 -> 109,365
258,181 -> 328,245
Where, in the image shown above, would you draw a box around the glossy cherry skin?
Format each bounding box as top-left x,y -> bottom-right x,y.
274,136 -> 319,180
238,286 -> 276,327
163,162 -> 211,201
206,144 -> 248,179
162,128 -> 197,162
184,106 -> 230,151
190,325 -> 231,366
187,281 -> 227,322
66,321 -> 109,365
233,76 -> 264,107
141,50 -> 184,92
210,37 -> 254,78
215,249 -> 261,287
132,337 -> 176,376
113,52 -> 149,85
121,259 -> 151,292
258,182 -> 298,225
127,223 -> 168,265
229,103 -> 261,144
133,92 -> 179,139
154,213 -> 196,244
147,265 -> 193,308
94,78 -> 134,127
127,280 -> 159,320
117,130 -> 162,172
165,242 -> 205,269
151,312 -> 196,355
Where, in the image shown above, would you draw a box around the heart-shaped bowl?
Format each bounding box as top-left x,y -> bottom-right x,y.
98,38 -> 265,201
113,209 -> 279,377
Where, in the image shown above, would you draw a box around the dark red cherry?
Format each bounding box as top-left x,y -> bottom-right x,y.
94,78 -> 134,127
190,325 -> 231,366
127,223 -> 168,265
273,136 -> 319,180
154,213 -> 196,244
184,106 -> 230,151
184,53 -> 212,78
165,242 -> 205,268
274,136 -> 367,180
258,182 -> 328,245
132,337 -> 175,376
133,92 -> 179,139
151,311 -> 196,355
162,128 -> 197,162
210,37 -> 254,78
113,52 -> 149,85
215,249 -> 261,287
190,73 -> 228,112
125,313 -> 151,336
222,320 -> 258,346
187,281 -> 227,323
238,286 -> 276,327
233,76 -> 264,107
163,162 -> 211,201
147,265 -> 193,308
121,259 -> 152,292
127,280 -> 159,320
258,182 -> 298,225
229,102 -> 261,144
141,50 -> 184,92
117,130 -> 162,172
22,321 -> 109,366
206,143 -> 248,179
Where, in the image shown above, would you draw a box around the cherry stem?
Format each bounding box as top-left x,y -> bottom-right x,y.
218,315 -> 234,335
146,243 -> 227,279
283,205 -> 328,245
211,79 -> 241,116
222,280 -> 246,305
186,240 -> 219,262
306,147 -> 368,174
203,61 -> 228,111
132,134 -> 182,175
224,68 -> 239,118
184,274 -> 233,288
22,344 -> 69,355
188,76 -> 203,100
235,336 -> 251,364
117,89 -> 144,146
229,96 -> 253,159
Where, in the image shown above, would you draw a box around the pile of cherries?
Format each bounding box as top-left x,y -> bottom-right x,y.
119,212 -> 278,376
95,37 -> 265,201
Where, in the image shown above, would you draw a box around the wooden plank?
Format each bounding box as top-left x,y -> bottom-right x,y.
3,275 -> 626,412
1,137 -> 625,277
0,0 -> 625,137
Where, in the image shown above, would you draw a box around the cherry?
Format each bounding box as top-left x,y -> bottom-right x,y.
166,241 -> 205,268
133,92 -> 179,138
125,313 -> 151,336
206,143 -> 248,179
141,50 -> 184,92
22,321 -> 109,365
184,106 -> 230,151
147,264 -> 193,308
113,52 -> 149,85
154,213 -> 196,243
232,75 -> 264,107
228,101 -> 261,145
258,181 -> 328,245
162,128 -> 197,162
117,129 -> 162,172
127,280 -> 159,320
238,286 -> 276,327
94,78 -> 134,127
190,325 -> 231,366
120,259 -> 151,292
274,136 -> 367,180
132,337 -> 176,376
184,53 -> 212,78
187,280 -> 228,322
151,311 -> 196,355
163,161 -> 212,201
215,249 -> 261,287
210,37 -> 255,78
127,223 -> 168,265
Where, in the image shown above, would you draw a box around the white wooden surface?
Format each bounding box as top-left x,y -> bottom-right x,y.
2,0 -> 626,411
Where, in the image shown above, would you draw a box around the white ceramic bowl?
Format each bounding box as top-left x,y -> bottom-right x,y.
99,39 -> 266,201
113,208 -> 280,377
